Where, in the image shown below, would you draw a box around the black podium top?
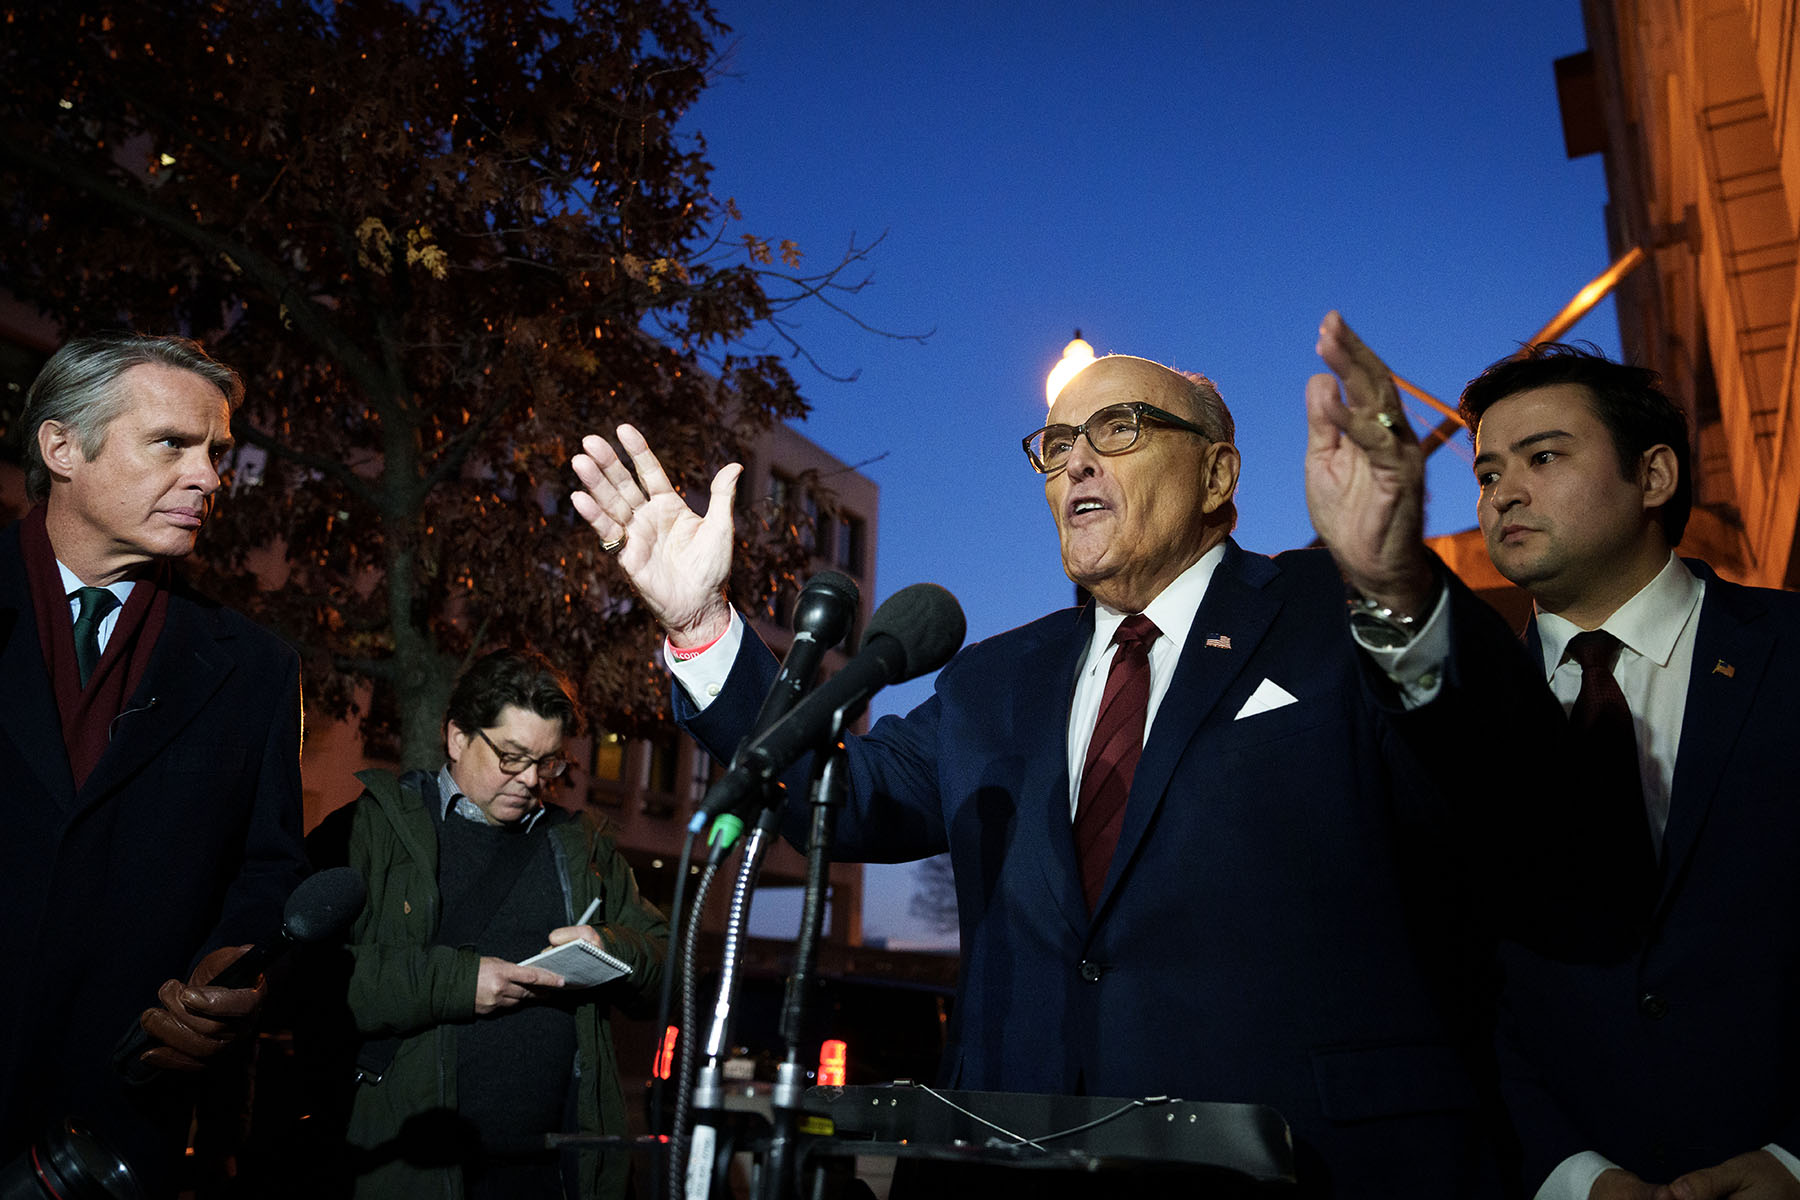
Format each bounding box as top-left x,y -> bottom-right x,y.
804,1083 -> 1295,1190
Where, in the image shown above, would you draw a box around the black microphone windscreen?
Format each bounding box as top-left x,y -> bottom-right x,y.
282,866 -> 369,945
864,583 -> 966,681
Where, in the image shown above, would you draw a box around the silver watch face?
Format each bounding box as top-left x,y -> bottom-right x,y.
1349,611 -> 1413,648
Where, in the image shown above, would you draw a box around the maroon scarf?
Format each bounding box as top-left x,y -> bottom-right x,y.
21,504 -> 170,790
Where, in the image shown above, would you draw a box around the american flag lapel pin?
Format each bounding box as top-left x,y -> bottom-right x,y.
1713,659 -> 1735,678
1205,634 -> 1232,650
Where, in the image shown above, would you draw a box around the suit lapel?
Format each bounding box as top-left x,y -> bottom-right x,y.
1523,618 -> 1545,666
1027,607 -> 1098,938
1091,544 -> 1280,920
77,594 -> 235,810
1660,578 -> 1769,910
0,534 -> 77,806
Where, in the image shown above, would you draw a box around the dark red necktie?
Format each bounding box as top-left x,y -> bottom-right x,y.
1566,631 -> 1659,906
1074,614 -> 1160,911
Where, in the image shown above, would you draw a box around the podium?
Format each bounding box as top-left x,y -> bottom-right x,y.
798,1083 -> 1296,1198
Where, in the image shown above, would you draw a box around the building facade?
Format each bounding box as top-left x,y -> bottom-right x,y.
1560,0 -> 1800,584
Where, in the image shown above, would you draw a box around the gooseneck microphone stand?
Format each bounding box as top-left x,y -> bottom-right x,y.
678,713 -> 852,1200
679,799 -> 779,1200
756,739 -> 850,1200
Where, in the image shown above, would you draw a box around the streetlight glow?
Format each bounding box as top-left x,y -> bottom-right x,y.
1046,331 -> 1095,406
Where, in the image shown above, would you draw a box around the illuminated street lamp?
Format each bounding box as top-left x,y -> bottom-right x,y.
1045,330 -> 1095,405
1045,331 -> 1099,606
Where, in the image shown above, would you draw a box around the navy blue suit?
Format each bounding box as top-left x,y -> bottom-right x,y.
681,542 -> 1551,1199
1500,561 -> 1800,1188
0,520 -> 308,1193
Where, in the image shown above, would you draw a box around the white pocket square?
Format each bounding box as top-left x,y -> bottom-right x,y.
1234,678 -> 1298,720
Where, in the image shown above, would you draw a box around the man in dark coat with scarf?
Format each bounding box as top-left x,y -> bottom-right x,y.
0,333 -> 307,1196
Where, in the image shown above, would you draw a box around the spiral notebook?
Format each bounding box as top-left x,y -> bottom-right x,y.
519,939 -> 630,988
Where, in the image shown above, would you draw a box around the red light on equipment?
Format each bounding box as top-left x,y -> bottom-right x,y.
654,1026 -> 678,1080
817,1038 -> 848,1086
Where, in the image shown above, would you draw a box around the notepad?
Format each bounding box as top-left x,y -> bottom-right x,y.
519,938 -> 630,988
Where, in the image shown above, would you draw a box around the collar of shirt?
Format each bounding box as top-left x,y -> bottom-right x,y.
1531,553 -> 1704,846
1066,544 -> 1225,816
57,560 -> 135,612
1534,553 -> 1702,677
437,762 -> 546,831
1083,542 -> 1225,681
57,560 -> 136,655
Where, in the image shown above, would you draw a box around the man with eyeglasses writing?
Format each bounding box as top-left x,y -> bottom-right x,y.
324,648 -> 667,1200
571,315 -> 1554,1198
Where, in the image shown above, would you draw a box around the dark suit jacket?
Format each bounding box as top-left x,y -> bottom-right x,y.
680,542 -> 1552,1199
0,519 -> 307,1192
1500,561 -> 1800,1188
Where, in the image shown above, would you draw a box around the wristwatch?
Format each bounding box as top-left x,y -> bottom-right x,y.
1346,590 -> 1432,649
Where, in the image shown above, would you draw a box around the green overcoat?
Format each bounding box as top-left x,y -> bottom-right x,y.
342,768 -> 666,1200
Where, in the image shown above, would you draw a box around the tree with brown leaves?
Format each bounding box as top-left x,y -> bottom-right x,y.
0,0 -> 887,765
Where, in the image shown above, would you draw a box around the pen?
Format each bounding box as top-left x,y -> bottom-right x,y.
575,898 -> 600,927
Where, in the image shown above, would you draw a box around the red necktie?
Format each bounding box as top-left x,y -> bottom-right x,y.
1074,614 -> 1160,911
1566,631 -> 1659,906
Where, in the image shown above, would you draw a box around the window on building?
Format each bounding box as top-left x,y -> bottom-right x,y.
798,489 -> 819,553
643,731 -> 680,817
588,730 -> 628,808
591,730 -> 627,782
688,745 -> 719,807
836,514 -> 866,575
648,733 -> 678,793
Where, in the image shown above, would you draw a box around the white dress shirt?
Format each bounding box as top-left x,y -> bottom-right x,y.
1060,546 -> 1223,816
1533,553 -> 1703,849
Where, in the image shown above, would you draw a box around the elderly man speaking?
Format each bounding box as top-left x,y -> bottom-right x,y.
570,315 -> 1548,1198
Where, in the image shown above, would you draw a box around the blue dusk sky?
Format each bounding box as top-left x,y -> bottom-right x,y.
683,1 -> 1622,947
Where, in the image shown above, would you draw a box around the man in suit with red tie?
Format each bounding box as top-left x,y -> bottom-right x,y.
1461,346 -> 1800,1200
569,314 -> 1553,1197
0,334 -> 307,1196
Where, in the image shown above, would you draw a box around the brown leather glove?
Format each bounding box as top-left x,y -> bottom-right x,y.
135,944 -> 266,1072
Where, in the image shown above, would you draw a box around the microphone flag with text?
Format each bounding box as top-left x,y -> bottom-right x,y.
688,581 -> 966,832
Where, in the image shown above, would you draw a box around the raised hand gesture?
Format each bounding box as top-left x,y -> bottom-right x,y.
1305,311 -> 1436,617
571,424 -> 739,647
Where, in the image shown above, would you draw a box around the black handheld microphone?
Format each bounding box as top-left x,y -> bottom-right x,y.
203,865 -> 369,989
117,866 -> 368,1084
704,571 -> 859,857
738,570 -> 860,757
689,582 -> 966,831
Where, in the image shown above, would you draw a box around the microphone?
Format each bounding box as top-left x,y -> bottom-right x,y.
689,582 -> 966,830
739,570 -> 860,756
118,866 -> 368,1083
203,865 -> 369,989
706,571 -> 859,856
